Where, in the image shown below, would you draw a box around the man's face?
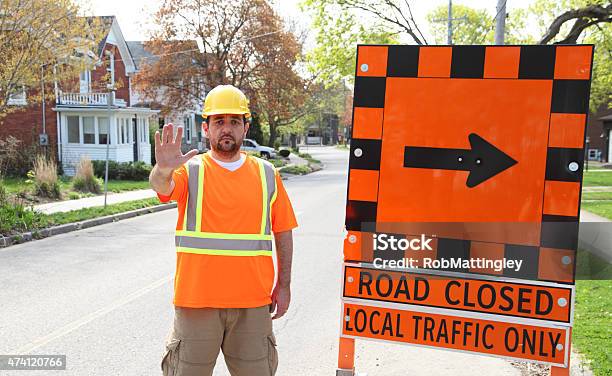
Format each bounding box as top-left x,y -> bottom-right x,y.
203,114 -> 249,157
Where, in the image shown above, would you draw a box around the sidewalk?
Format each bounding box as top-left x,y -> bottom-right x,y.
33,189 -> 158,214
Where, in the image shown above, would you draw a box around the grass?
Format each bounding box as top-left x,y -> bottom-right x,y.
582,192 -> 612,201
279,165 -> 312,175
583,171 -> 612,187
296,152 -> 322,164
0,177 -> 150,198
1,197 -> 163,237
573,279 -> 612,376
581,201 -> 612,220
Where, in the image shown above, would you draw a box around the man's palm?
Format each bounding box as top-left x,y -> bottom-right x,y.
154,124 -> 199,172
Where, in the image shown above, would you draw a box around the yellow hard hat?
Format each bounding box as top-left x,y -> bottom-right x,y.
202,85 -> 251,120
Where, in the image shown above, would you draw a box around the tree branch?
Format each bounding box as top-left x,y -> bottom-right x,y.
539,4 -> 612,44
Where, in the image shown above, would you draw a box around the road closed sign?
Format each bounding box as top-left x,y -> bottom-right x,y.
338,44 -> 593,373
342,302 -> 570,366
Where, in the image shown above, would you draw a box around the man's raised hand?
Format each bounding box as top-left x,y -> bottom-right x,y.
154,123 -> 199,174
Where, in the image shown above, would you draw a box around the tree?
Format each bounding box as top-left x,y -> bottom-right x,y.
134,0 -> 287,111
0,0 -> 106,121
427,4 -> 533,45
538,1 -> 611,44
134,0 -> 308,146
248,10 -> 309,146
301,0 -> 407,86
426,1 -> 611,110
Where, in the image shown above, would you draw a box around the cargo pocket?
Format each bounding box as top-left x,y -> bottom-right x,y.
176,338 -> 220,375
161,338 -> 181,376
267,334 -> 278,375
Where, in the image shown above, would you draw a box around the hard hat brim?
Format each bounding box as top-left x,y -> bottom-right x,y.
203,109 -> 251,119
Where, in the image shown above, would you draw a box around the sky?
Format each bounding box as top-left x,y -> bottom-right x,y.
78,0 -> 537,46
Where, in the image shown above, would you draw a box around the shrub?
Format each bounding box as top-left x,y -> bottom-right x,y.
279,165 -> 311,175
269,159 -> 287,168
91,160 -> 152,181
27,155 -> 61,199
0,182 -> 7,204
73,157 -> 101,194
0,200 -> 45,236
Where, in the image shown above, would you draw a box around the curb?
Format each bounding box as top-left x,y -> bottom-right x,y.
0,202 -> 177,249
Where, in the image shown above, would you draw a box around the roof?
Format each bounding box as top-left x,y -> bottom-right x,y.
126,41 -> 158,70
600,114 -> 612,121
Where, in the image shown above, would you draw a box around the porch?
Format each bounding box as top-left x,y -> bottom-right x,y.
53,106 -> 159,175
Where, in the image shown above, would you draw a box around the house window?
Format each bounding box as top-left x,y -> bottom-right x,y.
67,116 -> 80,143
79,71 -> 91,93
98,117 -> 109,144
83,116 -> 95,144
107,52 -> 115,87
7,85 -> 26,105
184,116 -> 191,144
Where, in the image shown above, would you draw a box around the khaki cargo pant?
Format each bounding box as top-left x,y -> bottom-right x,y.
161,305 -> 278,376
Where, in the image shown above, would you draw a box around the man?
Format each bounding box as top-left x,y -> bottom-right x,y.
149,85 -> 297,376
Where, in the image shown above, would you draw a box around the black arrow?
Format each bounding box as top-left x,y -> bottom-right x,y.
403,133 -> 518,188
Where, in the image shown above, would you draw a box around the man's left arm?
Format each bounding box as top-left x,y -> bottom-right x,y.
270,230 -> 293,319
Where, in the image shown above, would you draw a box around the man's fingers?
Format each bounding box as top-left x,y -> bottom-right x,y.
164,123 -> 173,145
272,306 -> 287,320
180,149 -> 199,163
161,124 -> 169,145
154,131 -> 161,149
174,126 -> 183,145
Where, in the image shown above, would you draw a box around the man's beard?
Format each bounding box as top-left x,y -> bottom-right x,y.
212,135 -> 242,157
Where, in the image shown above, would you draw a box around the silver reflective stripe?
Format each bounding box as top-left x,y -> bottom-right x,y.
175,236 -> 272,251
262,162 -> 276,235
186,159 -> 201,231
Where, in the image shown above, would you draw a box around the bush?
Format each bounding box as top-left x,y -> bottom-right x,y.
279,165 -> 311,175
269,159 -> 287,168
0,136 -> 47,177
27,155 -> 60,199
91,160 -> 152,181
0,182 -> 7,204
0,200 -> 45,236
72,157 -> 101,194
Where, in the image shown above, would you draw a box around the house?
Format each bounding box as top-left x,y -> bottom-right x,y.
586,105 -> 612,163
126,40 -> 208,155
0,16 -> 159,175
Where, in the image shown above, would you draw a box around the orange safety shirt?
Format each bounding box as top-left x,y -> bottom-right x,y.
157,151 -> 298,308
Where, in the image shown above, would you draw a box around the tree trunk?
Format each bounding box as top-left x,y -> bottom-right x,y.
268,121 -> 277,147
290,134 -> 297,149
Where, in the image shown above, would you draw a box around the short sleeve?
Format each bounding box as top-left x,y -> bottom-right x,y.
271,171 -> 298,233
157,165 -> 188,204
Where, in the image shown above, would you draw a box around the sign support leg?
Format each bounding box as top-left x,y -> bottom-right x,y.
336,337 -> 355,376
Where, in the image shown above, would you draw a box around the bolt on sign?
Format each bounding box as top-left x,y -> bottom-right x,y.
337,44 -> 593,376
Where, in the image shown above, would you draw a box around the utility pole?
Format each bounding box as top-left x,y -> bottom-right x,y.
494,0 -> 507,45
433,0 -> 466,45
447,0 -> 453,45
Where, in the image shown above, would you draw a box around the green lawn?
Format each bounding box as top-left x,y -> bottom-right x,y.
582,192 -> 612,201
1,197 -> 162,237
0,177 -> 150,197
581,201 -> 612,220
583,171 -> 612,187
573,279 -> 612,376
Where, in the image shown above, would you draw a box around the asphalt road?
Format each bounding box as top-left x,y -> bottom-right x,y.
0,146 -> 519,376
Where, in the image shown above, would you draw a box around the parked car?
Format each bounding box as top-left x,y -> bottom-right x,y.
241,139 -> 277,159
